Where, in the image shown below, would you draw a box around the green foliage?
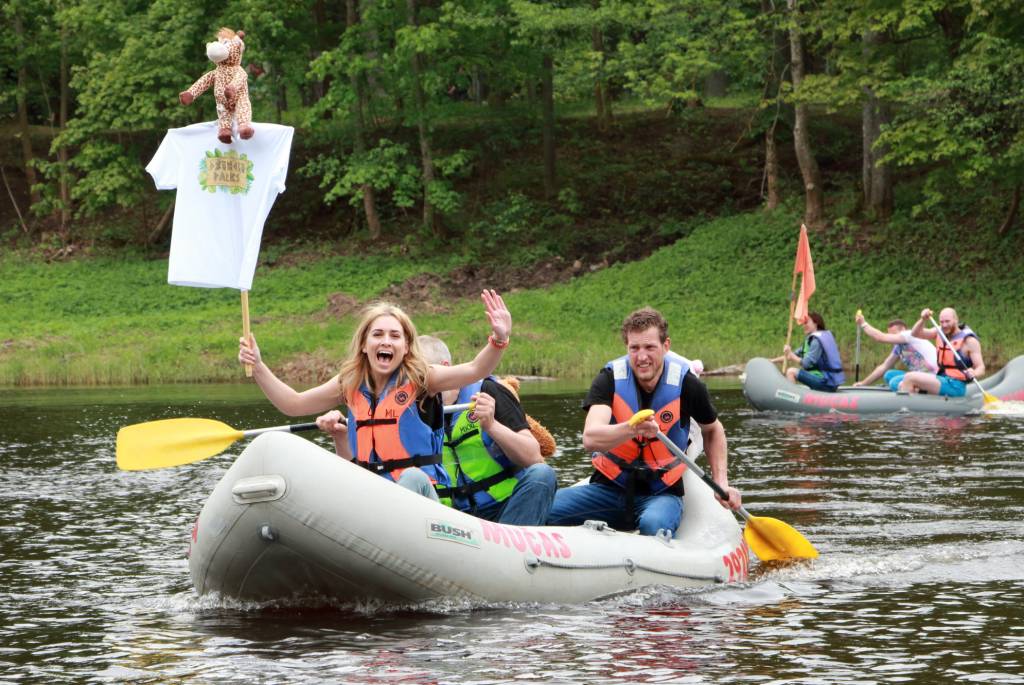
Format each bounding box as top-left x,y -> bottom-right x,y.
305,138 -> 421,211
5,0 -> 1024,312
55,0 -> 223,216
5,204 -> 1023,385
617,0 -> 764,108
879,33 -> 1024,211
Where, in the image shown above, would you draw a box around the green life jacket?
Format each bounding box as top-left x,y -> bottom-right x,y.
435,382 -> 520,511
798,338 -> 824,379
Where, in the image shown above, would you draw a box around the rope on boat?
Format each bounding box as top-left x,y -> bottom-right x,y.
525,555 -> 723,583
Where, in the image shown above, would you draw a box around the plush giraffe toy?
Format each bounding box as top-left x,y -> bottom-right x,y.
179,28 -> 254,144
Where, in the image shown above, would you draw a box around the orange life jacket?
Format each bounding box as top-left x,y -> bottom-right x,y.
590,353 -> 691,493
345,379 -> 447,485
936,325 -> 978,382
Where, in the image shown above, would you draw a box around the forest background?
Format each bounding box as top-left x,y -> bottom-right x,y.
2,0 -> 1023,386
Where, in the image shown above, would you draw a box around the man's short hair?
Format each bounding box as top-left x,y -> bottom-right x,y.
621,307 -> 668,343
887,319 -> 907,330
418,335 -> 451,365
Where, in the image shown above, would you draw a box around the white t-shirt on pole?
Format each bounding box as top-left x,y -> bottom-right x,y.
145,121 -> 295,290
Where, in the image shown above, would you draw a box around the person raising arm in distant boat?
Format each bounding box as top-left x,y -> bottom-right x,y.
775,311 -> 845,393
546,307 -> 741,537
852,313 -> 938,390
238,290 -> 512,497
897,307 -> 985,397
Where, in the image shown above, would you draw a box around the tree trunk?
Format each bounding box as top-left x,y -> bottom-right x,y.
407,0 -> 437,233
146,200 -> 175,245
347,0 -> 381,238
592,21 -> 611,132
471,67 -> 484,105
274,67 -> 287,122
765,123 -> 780,210
541,53 -> 556,198
933,8 -> 967,59
861,29 -> 893,220
1,166 -> 30,234
704,69 -> 728,99
787,0 -> 823,229
998,184 -> 1022,236
14,13 -> 40,209
58,20 -> 71,235
762,0 -> 787,210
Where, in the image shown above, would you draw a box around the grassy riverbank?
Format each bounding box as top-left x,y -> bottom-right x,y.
3,202 -> 1023,387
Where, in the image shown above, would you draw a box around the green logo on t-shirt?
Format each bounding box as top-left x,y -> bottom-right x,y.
198,149 -> 254,194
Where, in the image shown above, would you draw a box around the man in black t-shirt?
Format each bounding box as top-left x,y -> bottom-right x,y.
547,307 -> 742,536
419,336 -> 557,525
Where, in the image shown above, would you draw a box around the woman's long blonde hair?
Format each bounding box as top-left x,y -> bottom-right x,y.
338,302 -> 431,401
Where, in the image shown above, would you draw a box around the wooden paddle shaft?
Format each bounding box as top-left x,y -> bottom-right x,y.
654,431 -> 752,523
782,268 -> 799,374
241,290 -> 253,378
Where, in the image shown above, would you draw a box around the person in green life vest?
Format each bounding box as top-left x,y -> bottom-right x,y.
418,335 -> 557,526
777,311 -> 846,392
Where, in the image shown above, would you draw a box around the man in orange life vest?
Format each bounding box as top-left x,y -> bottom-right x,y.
898,307 -> 986,397
546,307 -> 742,536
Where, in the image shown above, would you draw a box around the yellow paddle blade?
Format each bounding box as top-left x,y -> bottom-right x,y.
116,418 -> 244,471
983,391 -> 1001,406
744,515 -> 819,561
628,409 -> 655,426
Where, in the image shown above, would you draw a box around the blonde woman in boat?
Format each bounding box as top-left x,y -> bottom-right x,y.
238,290 -> 512,497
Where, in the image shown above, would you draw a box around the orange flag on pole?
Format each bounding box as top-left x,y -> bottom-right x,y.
793,224 -> 816,323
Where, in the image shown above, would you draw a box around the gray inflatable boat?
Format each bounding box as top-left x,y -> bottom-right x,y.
187,431 -> 748,605
742,355 -> 1024,415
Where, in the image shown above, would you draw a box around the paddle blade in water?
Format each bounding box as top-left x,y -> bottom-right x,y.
116,418 -> 244,471
744,515 -> 819,561
982,400 -> 1024,416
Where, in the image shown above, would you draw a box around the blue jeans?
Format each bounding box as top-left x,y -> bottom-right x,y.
546,482 -> 683,536
396,467 -> 440,501
471,463 -> 557,526
884,369 -> 906,391
797,369 -> 838,392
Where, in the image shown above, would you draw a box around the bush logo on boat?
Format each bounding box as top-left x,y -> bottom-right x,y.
775,389 -> 800,404
479,521 -> 573,559
426,519 -> 481,548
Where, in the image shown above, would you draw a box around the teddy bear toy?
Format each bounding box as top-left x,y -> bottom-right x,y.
179,28 -> 254,144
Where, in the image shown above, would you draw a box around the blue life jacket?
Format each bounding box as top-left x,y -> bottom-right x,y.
591,351 -> 692,494
806,330 -> 845,386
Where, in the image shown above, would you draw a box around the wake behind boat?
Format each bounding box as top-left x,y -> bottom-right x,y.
187,431 -> 750,605
742,355 -> 1024,415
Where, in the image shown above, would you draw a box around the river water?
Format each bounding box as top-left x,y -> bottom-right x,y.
1,381 -> 1023,684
